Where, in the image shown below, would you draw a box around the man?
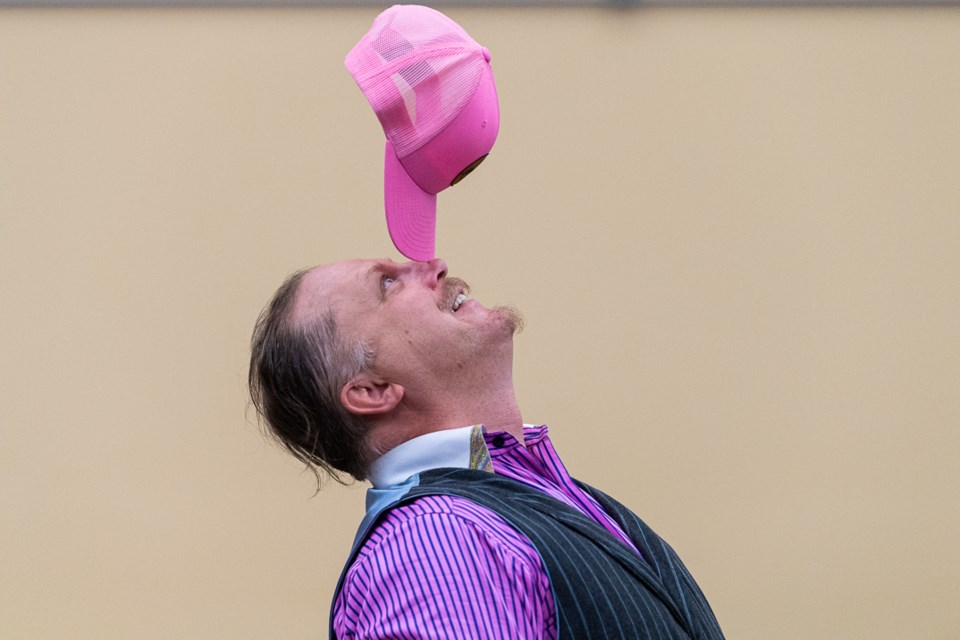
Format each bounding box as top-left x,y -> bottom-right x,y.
249,257 -> 725,639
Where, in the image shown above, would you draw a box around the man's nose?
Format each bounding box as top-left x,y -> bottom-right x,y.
409,258 -> 447,288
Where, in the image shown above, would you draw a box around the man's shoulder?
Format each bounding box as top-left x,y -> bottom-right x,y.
352,492 -> 539,566
366,493 -> 518,540
336,494 -> 557,640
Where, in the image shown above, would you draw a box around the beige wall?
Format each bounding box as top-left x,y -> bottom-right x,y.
2,6 -> 959,639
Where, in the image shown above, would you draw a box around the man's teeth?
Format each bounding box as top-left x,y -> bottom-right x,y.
452,293 -> 467,311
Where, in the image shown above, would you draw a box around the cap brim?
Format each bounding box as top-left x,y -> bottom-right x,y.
384,140 -> 437,262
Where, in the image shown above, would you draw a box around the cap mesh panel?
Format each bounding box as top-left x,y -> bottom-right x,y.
346,5 -> 485,159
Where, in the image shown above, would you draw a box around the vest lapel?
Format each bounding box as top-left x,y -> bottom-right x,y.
578,482 -> 723,639
516,488 -> 691,629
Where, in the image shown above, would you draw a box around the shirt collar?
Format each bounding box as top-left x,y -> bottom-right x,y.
368,425 -> 476,489
367,424 -> 544,489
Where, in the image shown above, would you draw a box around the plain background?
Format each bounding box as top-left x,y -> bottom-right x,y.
2,5 -> 959,639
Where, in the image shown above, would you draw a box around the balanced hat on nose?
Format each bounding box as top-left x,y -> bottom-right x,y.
345,4 -> 500,262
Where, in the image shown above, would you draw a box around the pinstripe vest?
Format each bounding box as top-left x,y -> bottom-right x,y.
332,468 -> 725,640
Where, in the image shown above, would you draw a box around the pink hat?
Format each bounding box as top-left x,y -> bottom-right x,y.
345,5 -> 500,261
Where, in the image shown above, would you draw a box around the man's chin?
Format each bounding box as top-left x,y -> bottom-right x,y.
493,305 -> 525,334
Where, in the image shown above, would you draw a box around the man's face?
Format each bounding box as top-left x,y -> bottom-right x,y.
293,258 -> 520,387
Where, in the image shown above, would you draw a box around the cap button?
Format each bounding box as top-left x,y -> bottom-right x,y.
481,46 -> 491,63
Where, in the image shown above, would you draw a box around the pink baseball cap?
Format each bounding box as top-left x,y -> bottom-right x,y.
345,5 -> 500,261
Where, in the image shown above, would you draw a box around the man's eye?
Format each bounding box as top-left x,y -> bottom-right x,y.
381,276 -> 396,290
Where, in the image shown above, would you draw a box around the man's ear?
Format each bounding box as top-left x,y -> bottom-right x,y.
340,373 -> 404,417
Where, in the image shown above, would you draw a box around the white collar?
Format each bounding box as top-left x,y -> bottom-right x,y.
368,426 -> 475,489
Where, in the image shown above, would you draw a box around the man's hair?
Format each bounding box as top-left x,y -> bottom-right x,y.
248,269 -> 375,483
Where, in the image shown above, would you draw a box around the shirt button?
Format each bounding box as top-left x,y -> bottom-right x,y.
491,435 -> 506,448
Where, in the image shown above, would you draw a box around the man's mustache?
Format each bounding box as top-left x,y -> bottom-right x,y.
438,277 -> 471,311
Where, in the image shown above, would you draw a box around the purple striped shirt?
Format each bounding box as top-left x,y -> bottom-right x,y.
332,424 -> 639,639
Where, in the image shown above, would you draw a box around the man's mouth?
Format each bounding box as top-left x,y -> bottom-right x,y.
441,277 -> 471,313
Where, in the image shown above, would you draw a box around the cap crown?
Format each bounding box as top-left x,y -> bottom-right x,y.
346,5 -> 487,160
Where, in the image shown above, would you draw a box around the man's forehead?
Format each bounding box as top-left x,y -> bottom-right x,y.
293,258 -> 387,320
310,257 -> 392,287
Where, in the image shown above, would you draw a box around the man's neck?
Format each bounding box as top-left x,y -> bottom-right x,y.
370,382 -> 524,454
440,391 -> 524,443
